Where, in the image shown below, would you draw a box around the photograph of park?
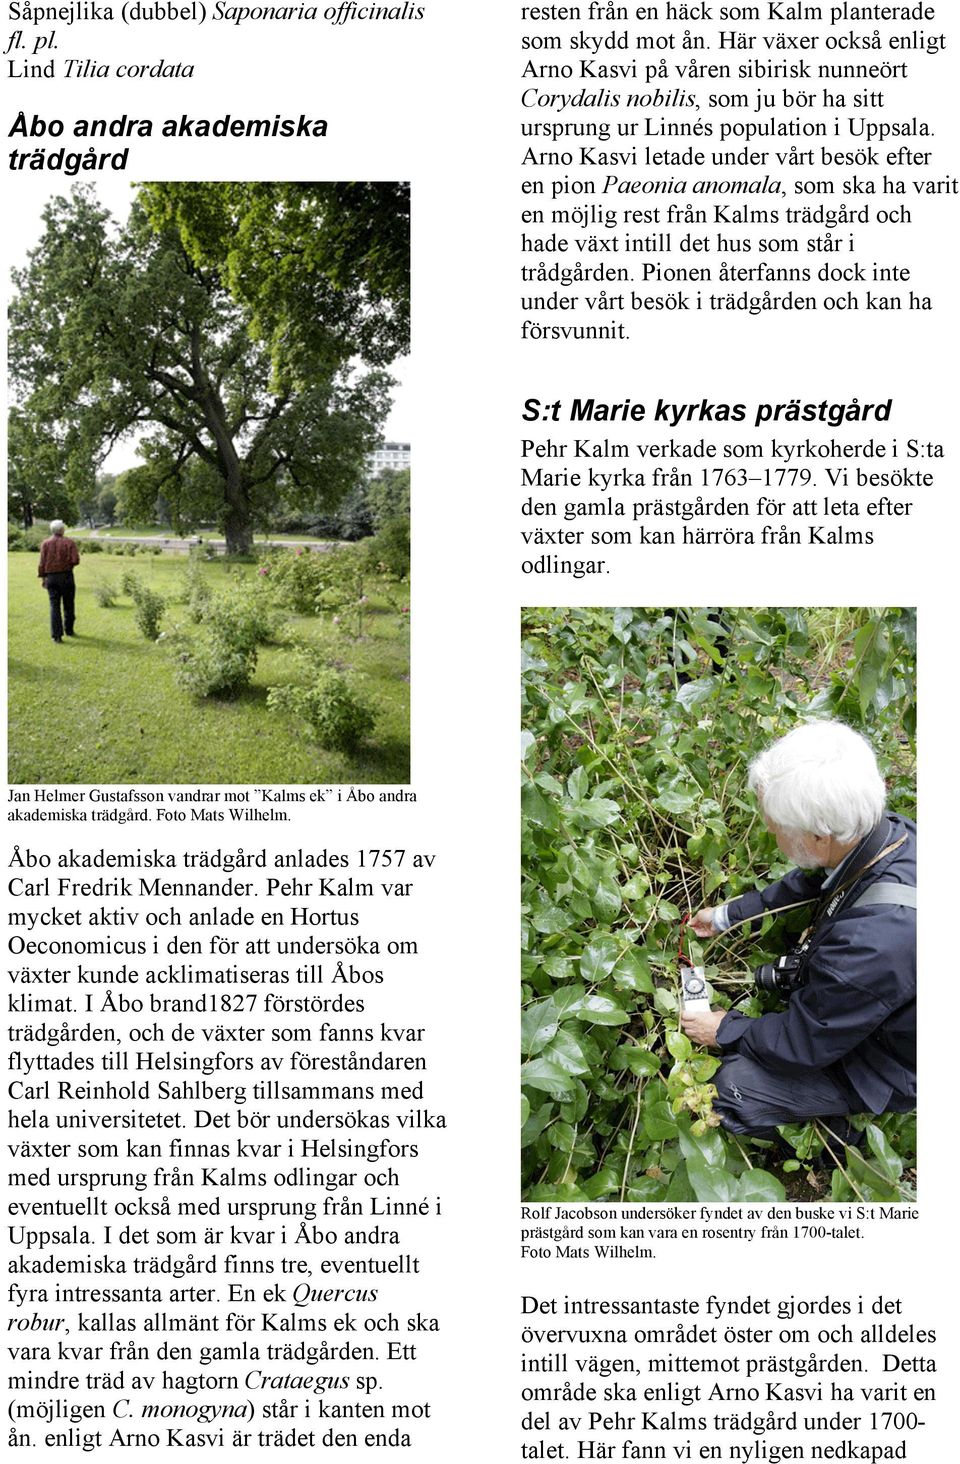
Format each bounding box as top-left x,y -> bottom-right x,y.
8,181 -> 411,785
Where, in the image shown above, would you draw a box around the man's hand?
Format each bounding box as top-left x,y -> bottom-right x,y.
688,908 -> 718,938
680,1008 -> 725,1048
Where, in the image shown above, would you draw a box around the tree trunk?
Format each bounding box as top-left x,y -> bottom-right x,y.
224,503 -> 253,555
22,503 -> 34,529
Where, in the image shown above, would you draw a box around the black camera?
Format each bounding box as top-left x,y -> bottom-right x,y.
754,951 -> 807,996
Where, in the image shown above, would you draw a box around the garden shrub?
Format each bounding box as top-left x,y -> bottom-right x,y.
130,582 -> 165,640
10,524 -> 46,551
172,630 -> 257,699
267,662 -> 376,752
92,583 -> 116,608
181,556 -> 213,623
520,607 -> 916,1205
83,539 -> 104,553
260,546 -> 328,615
119,568 -> 140,597
205,583 -> 285,654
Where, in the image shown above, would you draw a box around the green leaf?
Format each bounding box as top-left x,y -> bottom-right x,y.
581,1169 -> 621,1200
610,1046 -> 661,1078
653,986 -> 679,1017
569,994 -> 629,1026
592,878 -> 622,923
521,997 -> 559,1056
529,891 -> 570,935
665,1029 -> 692,1062
655,789 -> 697,816
864,1123 -> 904,1185
541,1028 -> 591,1076
686,1153 -> 739,1202
547,1121 -> 578,1152
520,1094 -> 530,1127
614,947 -> 654,993
569,797 -> 620,828
678,1118 -> 726,1169
567,765 -> 590,802
521,778 -> 558,830
643,1100 -> 679,1142
736,1169 -> 786,1202
580,936 -> 620,984
521,1057 -> 578,1101
521,730 -> 538,765
677,677 -> 717,709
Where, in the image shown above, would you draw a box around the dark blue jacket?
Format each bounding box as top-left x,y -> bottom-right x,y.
716,814 -> 916,1114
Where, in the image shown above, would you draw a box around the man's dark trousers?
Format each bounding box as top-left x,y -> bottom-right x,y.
45,570 -> 76,641
713,1052 -> 860,1137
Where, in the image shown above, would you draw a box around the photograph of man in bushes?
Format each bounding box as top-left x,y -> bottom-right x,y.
681,720 -> 916,1141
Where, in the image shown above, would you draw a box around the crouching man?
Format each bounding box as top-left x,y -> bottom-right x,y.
681,720 -> 915,1139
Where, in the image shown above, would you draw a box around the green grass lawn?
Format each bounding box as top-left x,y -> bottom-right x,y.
70,525 -> 336,544
8,553 -> 410,784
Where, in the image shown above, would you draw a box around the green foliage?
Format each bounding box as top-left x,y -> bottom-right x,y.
92,583 -> 116,609
10,524 -> 46,552
130,582 -> 165,641
267,661 -> 376,752
365,516 -> 410,581
204,579 -> 285,654
260,547 -> 330,615
367,468 -> 410,528
182,553 -> 215,623
9,185 -> 393,554
520,607 -> 916,1203
172,629 -> 257,699
8,553 -> 409,783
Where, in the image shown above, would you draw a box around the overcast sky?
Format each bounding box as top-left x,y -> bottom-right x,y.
7,179 -> 410,474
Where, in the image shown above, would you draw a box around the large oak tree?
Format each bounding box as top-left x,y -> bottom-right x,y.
9,184 -> 409,552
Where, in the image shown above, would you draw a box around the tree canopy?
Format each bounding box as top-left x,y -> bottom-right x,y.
9,183 -> 409,551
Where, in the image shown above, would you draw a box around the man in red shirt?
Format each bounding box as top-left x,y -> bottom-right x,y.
38,519 -> 81,643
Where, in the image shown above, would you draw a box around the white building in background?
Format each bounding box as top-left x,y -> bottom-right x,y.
368,441 -> 411,476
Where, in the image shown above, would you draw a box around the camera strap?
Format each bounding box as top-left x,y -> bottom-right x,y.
720,823 -> 908,938
797,824 -> 908,949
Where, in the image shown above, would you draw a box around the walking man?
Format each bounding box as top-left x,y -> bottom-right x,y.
38,519 -> 80,643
